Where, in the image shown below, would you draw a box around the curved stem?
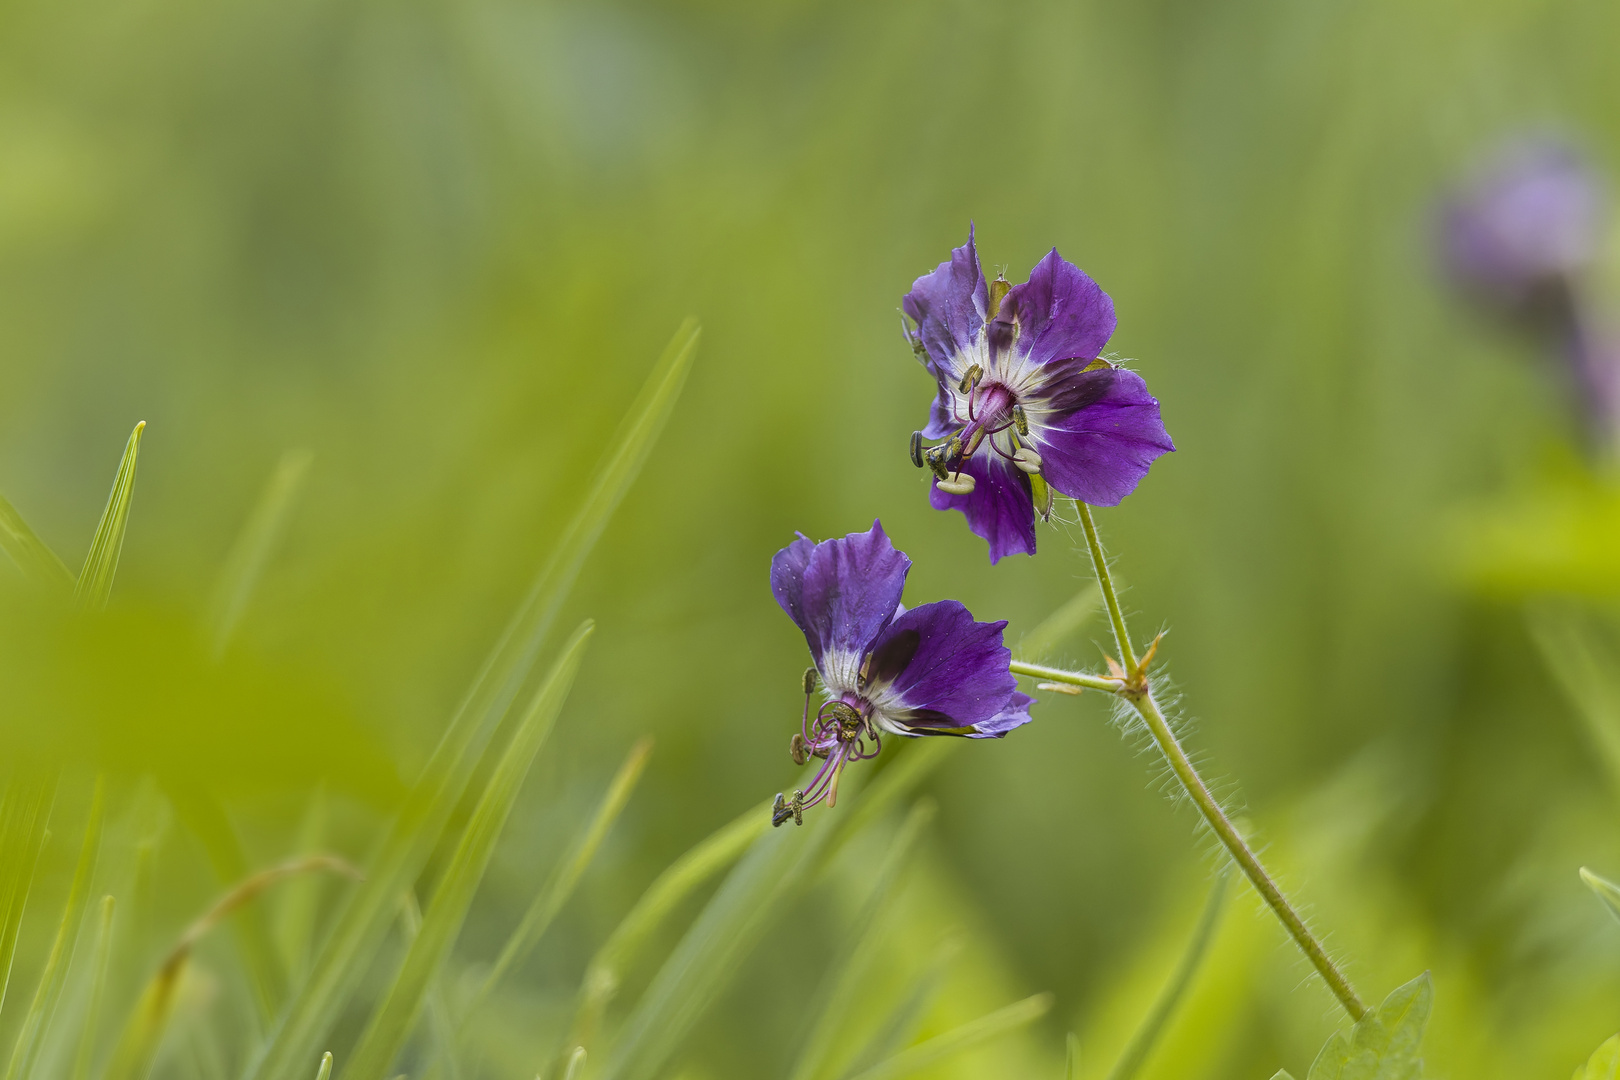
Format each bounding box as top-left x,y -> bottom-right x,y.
1052,500 -> 1367,1023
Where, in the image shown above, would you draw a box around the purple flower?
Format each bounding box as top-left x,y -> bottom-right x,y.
902,228 -> 1174,563
1442,140 -> 1605,323
768,521 -> 1032,826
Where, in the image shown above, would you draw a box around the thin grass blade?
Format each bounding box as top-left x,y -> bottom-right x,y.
1067,1033 -> 1080,1080
561,1047 -> 586,1080
599,772 -> 846,1080
0,495 -> 73,589
1015,584 -> 1102,661
397,893 -> 462,1080
71,897 -> 114,1080
106,856 -> 359,1080
788,800 -> 935,1080
344,623 -> 593,1080
6,780 -> 104,1080
481,737 -> 654,1001
1582,867 -> 1620,925
245,323 -> 695,1080
274,785 -> 328,983
842,993 -> 1053,1080
835,940 -> 956,1080
566,797 -> 770,1055
0,779 -> 54,1017
208,449 -> 313,657
1103,870 -> 1229,1080
314,1053 -> 332,1080
73,421 -> 145,612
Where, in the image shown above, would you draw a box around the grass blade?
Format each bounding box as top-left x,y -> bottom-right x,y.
788,800 -> 935,1080
480,737 -> 654,1001
566,798 -> 771,1055
70,897 -> 114,1080
314,1052 -> 332,1080
6,780 -> 104,1080
73,421 -> 146,612
1581,867 -> 1620,926
835,941 -> 957,1080
105,856 -> 360,1080
1015,584 -> 1102,662
274,785 -> 329,983
841,993 -> 1053,1080
344,622 -> 594,1080
208,449 -> 313,657
245,322 -> 696,1080
0,495 -> 73,589
561,1047 -> 586,1080
599,774 -> 844,1080
0,779 -> 54,1017
1102,870 -> 1229,1080
1067,1033 -> 1080,1080
397,894 -> 462,1080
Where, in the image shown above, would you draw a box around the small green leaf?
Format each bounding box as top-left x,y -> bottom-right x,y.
73,421 -> 145,612
1305,972 -> 1432,1080
0,494 -> 73,588
343,622 -> 594,1080
207,448 -> 312,656
841,993 -> 1053,1080
1573,1034 -> 1620,1080
1582,868 -> 1620,926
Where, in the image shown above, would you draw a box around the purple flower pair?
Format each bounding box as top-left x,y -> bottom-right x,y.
767,231 -> 1173,823
769,522 -> 1032,825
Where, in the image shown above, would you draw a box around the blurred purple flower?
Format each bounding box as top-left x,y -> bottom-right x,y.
903,228 -> 1173,563
1443,140 -> 1605,325
768,521 -> 1032,825
1443,138 -> 1619,450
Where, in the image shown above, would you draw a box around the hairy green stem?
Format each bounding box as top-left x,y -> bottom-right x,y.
1048,502 -> 1368,1023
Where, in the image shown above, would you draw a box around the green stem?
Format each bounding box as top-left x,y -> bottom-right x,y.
1007,661 -> 1121,693
1077,502 -> 1138,675
1052,501 -> 1368,1023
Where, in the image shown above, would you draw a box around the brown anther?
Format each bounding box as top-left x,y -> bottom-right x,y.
790,733 -> 809,766
1012,403 -> 1029,436
802,667 -> 818,695
957,364 -> 983,395
858,653 -> 872,688
772,793 -> 792,827
909,430 -> 925,468
1037,681 -> 1084,696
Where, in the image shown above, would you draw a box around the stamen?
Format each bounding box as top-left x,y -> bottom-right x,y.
1013,447 -> 1043,474
988,275 -> 1011,319
909,430 -> 924,468
936,473 -> 976,496
924,444 -> 951,481
957,364 -> 983,395
1012,403 -> 1029,436
802,667 -> 818,695
790,732 -> 809,765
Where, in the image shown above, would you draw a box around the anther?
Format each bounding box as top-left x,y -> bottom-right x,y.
936,473 -> 976,496
772,793 -> 791,827
909,430 -> 924,469
1013,447 -> 1043,474
790,733 -> 809,766
957,364 -> 983,395
924,445 -> 950,481
988,275 -> 1011,319
802,667 -> 818,695
1012,403 -> 1029,436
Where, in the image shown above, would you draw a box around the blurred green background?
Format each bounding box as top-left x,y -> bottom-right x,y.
4,0 -> 1620,1077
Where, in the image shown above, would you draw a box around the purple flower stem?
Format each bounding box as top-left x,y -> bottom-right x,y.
1009,501 -> 1369,1024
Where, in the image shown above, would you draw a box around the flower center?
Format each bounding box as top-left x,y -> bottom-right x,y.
774,692 -> 883,827
908,367 -> 1044,495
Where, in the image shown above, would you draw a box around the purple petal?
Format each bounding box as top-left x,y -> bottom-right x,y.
1005,249 -> 1117,366
1032,367 -> 1174,506
903,226 -> 988,375
928,452 -> 1037,563
769,533 -> 817,641
783,521 -> 910,670
968,690 -> 1035,739
872,600 -> 1019,731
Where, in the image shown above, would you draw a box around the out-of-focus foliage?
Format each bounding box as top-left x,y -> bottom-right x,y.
3,0 -> 1620,1077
